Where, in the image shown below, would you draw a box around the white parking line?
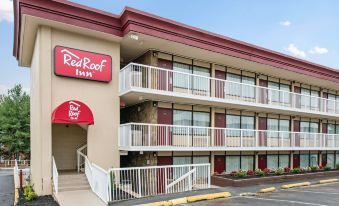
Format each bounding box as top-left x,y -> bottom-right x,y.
242,196 -> 328,206
284,189 -> 339,195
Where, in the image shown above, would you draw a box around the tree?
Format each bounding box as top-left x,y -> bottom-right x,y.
0,85 -> 30,159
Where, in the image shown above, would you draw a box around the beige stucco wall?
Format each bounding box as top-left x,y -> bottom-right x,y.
29,26 -> 121,195
52,124 -> 86,170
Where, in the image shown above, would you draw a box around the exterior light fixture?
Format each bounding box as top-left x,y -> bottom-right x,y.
130,33 -> 139,41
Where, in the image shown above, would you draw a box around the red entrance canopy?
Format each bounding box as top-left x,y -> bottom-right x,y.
51,100 -> 94,125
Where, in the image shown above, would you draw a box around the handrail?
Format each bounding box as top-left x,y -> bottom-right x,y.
108,163 -> 210,171
120,122 -> 337,137
121,63 -> 333,102
52,156 -> 59,194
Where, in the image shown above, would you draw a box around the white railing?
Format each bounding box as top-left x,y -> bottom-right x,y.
52,156 -> 59,194
120,123 -> 339,149
1,160 -> 30,168
120,63 -> 339,115
13,159 -> 30,189
109,163 -> 210,202
77,144 -> 87,172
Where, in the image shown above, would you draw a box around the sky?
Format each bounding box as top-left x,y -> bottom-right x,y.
1,0 -> 339,95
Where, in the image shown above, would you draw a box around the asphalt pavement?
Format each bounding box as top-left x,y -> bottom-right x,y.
0,169 -> 14,206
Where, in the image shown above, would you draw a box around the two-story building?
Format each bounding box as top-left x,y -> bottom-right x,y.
13,0 -> 339,197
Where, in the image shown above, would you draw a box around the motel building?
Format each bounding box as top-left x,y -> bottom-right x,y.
13,0 -> 339,204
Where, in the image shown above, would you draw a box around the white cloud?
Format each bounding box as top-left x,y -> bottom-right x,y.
0,85 -> 9,95
280,21 -> 291,27
286,43 -> 306,58
0,0 -> 14,22
308,46 -> 328,55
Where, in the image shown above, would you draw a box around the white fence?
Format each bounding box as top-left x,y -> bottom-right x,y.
1,160 -> 30,168
120,63 -> 339,115
108,163 -> 210,202
120,123 -> 339,149
13,159 -> 30,189
52,156 -> 59,194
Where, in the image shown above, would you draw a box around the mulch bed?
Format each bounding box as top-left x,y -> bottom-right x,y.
16,190 -> 59,206
212,170 -> 339,187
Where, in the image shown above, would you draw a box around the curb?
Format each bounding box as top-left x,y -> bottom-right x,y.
318,178 -> 338,184
137,192 -> 231,206
281,182 -> 311,189
259,187 -> 276,193
14,188 -> 19,206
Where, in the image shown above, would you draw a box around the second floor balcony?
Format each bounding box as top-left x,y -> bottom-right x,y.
119,63 -> 339,119
119,123 -> 339,151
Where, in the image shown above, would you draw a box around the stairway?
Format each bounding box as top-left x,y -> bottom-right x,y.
58,173 -> 91,192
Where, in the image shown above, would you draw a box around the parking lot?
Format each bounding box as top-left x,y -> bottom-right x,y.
188,182 -> 339,206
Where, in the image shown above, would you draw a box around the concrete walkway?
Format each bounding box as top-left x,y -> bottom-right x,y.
0,169 -> 14,206
56,190 -> 106,206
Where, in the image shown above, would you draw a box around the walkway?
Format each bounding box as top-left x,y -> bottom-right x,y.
0,169 -> 14,206
56,190 -> 106,206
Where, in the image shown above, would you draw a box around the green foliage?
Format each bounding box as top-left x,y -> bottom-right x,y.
336,163 -> 339,170
235,170 -> 247,178
255,169 -> 265,176
0,85 -> 30,158
291,168 -> 302,174
310,166 -> 319,172
23,183 -> 37,201
324,166 -> 332,171
274,168 -> 284,175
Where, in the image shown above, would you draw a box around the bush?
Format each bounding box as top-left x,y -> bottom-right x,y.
284,167 -> 291,173
255,169 -> 265,176
263,168 -> 271,175
336,163 -> 339,170
310,166 -> 319,172
246,170 -> 254,176
23,183 -> 37,201
291,168 -> 301,174
230,171 -> 237,177
324,166 -> 332,171
275,168 -> 284,175
235,170 -> 247,178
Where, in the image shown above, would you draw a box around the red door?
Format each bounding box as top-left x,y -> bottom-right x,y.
157,59 -> 173,91
157,108 -> 173,146
215,113 -> 225,146
294,120 -> 300,147
322,154 -> 327,167
293,154 -> 300,168
322,123 -> 328,147
258,155 -> 267,170
157,157 -> 172,193
323,92 -> 328,112
294,86 -> 301,108
258,117 -> 267,147
259,79 -> 268,104
215,70 -> 225,99
214,156 -> 225,174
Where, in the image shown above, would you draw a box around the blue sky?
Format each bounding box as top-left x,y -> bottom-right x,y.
1,0 -> 339,95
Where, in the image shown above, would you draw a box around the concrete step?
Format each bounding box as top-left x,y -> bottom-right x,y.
59,184 -> 91,192
58,173 -> 91,192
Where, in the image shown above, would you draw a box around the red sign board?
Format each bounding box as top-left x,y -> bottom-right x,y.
52,100 -> 94,125
54,46 -> 112,82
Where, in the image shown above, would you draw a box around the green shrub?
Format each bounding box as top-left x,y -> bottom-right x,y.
235,170 -> 247,178
255,169 -> 265,176
336,163 -> 339,170
291,168 -> 301,174
324,166 -> 332,171
310,166 -> 319,172
23,183 -> 37,201
275,168 -> 284,175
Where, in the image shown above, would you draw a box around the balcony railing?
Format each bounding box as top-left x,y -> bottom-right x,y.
119,123 -> 339,150
120,63 -> 339,115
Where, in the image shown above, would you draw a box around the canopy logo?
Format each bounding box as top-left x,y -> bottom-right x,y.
68,101 -> 81,120
54,46 -> 112,82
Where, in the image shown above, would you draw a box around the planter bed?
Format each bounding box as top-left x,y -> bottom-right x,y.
16,190 -> 59,206
211,170 -> 339,187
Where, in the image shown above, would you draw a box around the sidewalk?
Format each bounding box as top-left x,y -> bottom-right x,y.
112,175 -> 339,206
56,189 -> 106,206
0,169 -> 14,206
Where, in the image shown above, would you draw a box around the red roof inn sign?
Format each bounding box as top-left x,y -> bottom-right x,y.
54,46 -> 112,82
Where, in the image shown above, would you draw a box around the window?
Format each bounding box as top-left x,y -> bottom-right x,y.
193,112 -> 210,136
327,153 -> 335,169
310,154 -> 318,166
327,94 -> 336,113
268,82 -> 280,103
300,154 -> 309,168
279,155 -> 289,168
268,82 -> 291,105
173,110 -> 192,126
300,88 -> 320,111
173,157 -> 191,165
173,62 -> 191,89
226,73 -> 241,96
226,115 -> 255,139
267,155 -> 279,169
241,156 -> 254,171
193,156 -> 210,178
242,76 -> 255,99
193,66 -> 210,94
226,156 -> 240,173
267,119 -> 290,146
226,115 -> 241,129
